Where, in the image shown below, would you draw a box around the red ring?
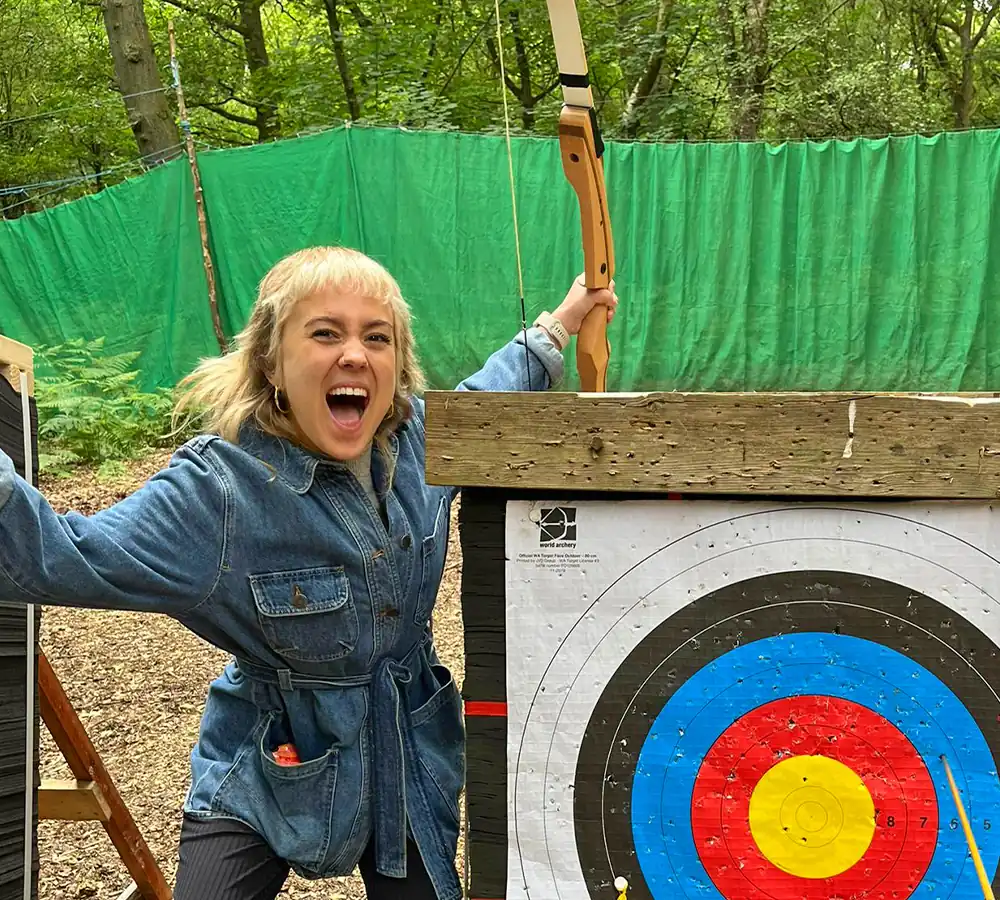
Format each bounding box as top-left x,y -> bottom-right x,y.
691,695 -> 937,900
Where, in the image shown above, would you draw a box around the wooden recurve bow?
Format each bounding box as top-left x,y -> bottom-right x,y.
544,0 -> 615,392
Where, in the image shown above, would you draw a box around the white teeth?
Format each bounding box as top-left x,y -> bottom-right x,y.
328,387 -> 369,398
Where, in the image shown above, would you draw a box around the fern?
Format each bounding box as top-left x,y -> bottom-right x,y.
33,338 -> 196,472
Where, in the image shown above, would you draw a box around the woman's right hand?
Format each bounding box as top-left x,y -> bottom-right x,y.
551,274 -> 618,337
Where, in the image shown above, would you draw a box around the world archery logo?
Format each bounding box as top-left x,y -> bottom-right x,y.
537,507 -> 577,547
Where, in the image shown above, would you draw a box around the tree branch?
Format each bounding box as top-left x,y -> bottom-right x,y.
619,0 -> 681,137
195,101 -> 258,125
919,7 -> 951,69
973,2 -> 1000,48
530,77 -> 560,106
483,27 -> 521,97
273,0 -> 298,21
158,0 -> 245,36
766,0 -> 856,75
439,12 -> 495,93
343,0 -> 372,28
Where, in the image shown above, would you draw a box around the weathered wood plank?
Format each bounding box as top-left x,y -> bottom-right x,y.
0,334 -> 33,395
424,390 -> 1000,497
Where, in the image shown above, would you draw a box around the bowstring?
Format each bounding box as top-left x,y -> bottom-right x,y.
493,0 -> 533,385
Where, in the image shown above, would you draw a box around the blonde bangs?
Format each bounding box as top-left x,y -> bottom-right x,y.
264,248 -> 406,332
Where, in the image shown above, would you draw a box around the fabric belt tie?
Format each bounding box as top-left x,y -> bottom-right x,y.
233,648 -> 419,878
371,657 -> 412,876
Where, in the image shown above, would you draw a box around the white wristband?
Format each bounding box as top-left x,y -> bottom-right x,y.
533,311 -> 570,351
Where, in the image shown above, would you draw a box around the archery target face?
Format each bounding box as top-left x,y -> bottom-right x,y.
503,500 -> 1000,900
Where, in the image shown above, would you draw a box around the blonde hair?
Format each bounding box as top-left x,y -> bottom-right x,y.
174,246 -> 426,473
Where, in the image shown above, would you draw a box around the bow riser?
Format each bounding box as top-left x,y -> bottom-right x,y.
558,106 -> 614,392
558,109 -> 614,288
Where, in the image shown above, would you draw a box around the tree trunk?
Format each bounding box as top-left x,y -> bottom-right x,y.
909,6 -> 928,94
483,9 -> 549,131
956,46 -> 974,126
718,0 -> 770,140
238,0 -> 279,141
507,10 -> 535,130
421,0 -> 446,83
618,0 -> 700,139
323,0 -> 362,120
101,0 -> 180,165
922,0 -> 999,128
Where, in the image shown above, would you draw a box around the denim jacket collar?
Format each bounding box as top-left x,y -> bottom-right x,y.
237,420 -> 400,495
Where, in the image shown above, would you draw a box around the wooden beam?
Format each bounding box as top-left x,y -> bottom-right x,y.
424,390 -> 1000,498
0,334 -> 33,395
38,652 -> 171,900
38,779 -> 111,822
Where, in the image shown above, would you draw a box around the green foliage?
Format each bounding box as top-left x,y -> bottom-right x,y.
0,0 -> 144,215
32,337 -> 192,474
6,0 -> 1000,213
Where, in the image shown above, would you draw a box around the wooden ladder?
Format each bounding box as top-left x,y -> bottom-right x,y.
37,652 -> 171,900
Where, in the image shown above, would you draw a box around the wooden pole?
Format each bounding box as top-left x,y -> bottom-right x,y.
168,20 -> 227,354
0,335 -> 35,394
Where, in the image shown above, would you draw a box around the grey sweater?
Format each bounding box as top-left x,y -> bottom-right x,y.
343,444 -> 380,512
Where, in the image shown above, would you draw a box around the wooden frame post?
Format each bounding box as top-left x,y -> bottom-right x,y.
0,334 -> 34,395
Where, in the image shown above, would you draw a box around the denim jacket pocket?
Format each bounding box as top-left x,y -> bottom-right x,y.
415,497 -> 449,627
410,662 -> 465,828
251,565 -> 359,662
211,710 -> 344,873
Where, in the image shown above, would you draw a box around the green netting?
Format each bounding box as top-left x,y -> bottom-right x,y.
1,125 -> 999,392
0,161 -> 222,387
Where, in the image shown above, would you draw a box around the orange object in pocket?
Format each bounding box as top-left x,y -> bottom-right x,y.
272,743 -> 300,766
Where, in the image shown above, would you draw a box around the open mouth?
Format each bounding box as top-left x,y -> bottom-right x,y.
326,386 -> 370,429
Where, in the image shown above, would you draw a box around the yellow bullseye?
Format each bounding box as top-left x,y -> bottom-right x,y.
748,755 -> 875,879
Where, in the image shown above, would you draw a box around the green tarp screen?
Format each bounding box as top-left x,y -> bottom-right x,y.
1,125 -> 998,392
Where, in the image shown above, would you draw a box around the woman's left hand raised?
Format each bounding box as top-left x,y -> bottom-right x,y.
552,275 -> 619,336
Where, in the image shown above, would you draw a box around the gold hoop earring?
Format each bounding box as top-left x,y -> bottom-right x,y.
274,389 -> 290,414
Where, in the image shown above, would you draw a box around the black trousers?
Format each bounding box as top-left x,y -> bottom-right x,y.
174,814 -> 441,900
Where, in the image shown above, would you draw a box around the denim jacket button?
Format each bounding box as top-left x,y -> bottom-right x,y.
291,585 -> 307,608
400,534 -> 412,549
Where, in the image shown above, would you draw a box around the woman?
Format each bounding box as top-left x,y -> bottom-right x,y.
0,246 -> 617,900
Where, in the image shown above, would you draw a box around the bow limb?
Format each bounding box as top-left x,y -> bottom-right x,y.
545,0 -> 615,393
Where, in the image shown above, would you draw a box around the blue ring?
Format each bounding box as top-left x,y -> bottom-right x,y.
630,632 -> 1000,900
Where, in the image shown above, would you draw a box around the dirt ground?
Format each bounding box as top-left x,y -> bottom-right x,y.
35,451 -> 466,899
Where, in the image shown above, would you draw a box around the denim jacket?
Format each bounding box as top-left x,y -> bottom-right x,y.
0,328 -> 563,899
